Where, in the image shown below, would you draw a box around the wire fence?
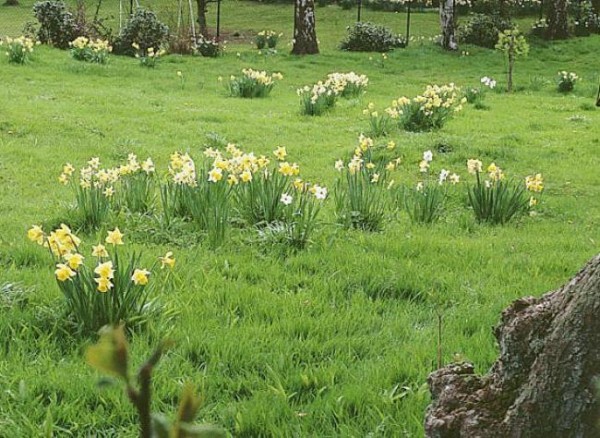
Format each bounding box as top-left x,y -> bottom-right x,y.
0,0 -> 439,44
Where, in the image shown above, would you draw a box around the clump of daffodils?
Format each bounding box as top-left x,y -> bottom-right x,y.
70,37 -> 112,64
27,225 -> 175,333
255,30 -> 283,49
227,68 -> 283,98
326,72 -> 369,98
297,81 -> 339,116
132,42 -> 167,68
333,135 -> 398,231
387,83 -> 465,132
1,36 -> 37,64
466,158 -> 544,224
362,102 -> 392,137
557,71 -> 579,93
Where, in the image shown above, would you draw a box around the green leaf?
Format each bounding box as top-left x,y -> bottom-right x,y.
178,423 -> 226,438
151,413 -> 171,438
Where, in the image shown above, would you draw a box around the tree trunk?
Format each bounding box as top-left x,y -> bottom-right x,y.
439,0 -> 457,51
507,51 -> 514,93
593,0 -> 600,14
292,0 -> 319,55
546,0 -> 569,39
196,0 -> 208,37
424,253 -> 600,437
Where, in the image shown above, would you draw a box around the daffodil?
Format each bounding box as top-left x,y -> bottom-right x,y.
27,225 -> 44,245
95,276 -> 113,293
273,146 -> 287,161
64,252 -> 84,270
208,167 -> 223,183
131,268 -> 150,286
55,263 -> 76,282
106,228 -> 124,246
159,251 -> 176,269
94,261 -> 115,279
280,193 -> 293,205
92,244 -> 109,258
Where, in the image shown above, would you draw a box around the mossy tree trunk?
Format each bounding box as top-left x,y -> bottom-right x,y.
292,0 -> 319,55
425,254 -> 600,437
439,0 -> 457,50
546,0 -> 569,39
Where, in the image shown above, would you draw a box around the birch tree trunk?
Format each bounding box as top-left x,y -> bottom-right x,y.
546,0 -> 569,39
292,0 -> 319,55
424,254 -> 600,437
439,0 -> 457,50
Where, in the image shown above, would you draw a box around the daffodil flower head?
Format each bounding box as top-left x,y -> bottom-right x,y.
131,268 -> 150,286
105,228 -> 124,246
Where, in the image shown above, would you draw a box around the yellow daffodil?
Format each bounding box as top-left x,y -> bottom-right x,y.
208,167 -> 223,183
64,252 -> 84,270
273,146 -> 287,161
94,261 -> 115,279
95,276 -> 113,293
92,244 -> 109,258
105,228 -> 124,246
159,251 -> 176,269
27,225 -> 44,245
55,263 -> 76,282
58,173 -> 69,185
131,268 -> 150,286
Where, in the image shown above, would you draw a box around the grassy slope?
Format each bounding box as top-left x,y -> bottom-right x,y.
1,3 -> 600,437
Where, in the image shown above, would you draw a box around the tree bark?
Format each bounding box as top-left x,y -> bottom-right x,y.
439,0 -> 457,51
546,0 -> 569,39
292,0 -> 319,55
425,253 -> 600,437
196,0 -> 208,37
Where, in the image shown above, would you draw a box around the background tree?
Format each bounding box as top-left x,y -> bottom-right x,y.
196,0 -> 208,37
439,0 -> 458,50
292,0 -> 319,55
546,0 -> 569,39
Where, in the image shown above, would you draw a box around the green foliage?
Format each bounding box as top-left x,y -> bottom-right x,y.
33,0 -> 78,49
255,30 -> 281,49
1,36 -> 36,64
113,8 -> 169,56
340,22 -> 405,52
69,37 -> 112,64
557,71 -> 579,93
297,82 -> 338,115
86,325 -> 225,438
402,182 -> 447,224
459,14 -> 514,48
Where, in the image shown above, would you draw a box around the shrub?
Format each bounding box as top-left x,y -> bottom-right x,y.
388,83 -> 465,132
459,13 -> 513,48
33,0 -> 78,49
194,34 -> 222,57
340,22 -> 405,52
113,8 -> 169,56
227,69 -> 283,98
27,225 -> 175,333
1,36 -> 36,64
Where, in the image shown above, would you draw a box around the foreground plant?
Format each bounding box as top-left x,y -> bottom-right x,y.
466,159 -> 543,225
1,36 -> 37,64
28,225 -> 175,333
227,68 -> 283,98
86,325 -> 224,438
387,84 -> 465,132
363,102 -> 392,137
118,153 -> 156,214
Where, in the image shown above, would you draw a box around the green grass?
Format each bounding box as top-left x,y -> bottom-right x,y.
1,3 -> 600,436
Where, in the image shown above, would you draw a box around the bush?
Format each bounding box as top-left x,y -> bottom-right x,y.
113,8 -> 169,56
459,14 -> 513,48
33,0 -> 78,49
340,22 -> 405,52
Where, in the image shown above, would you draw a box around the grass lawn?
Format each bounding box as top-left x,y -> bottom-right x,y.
1,2 -> 599,436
